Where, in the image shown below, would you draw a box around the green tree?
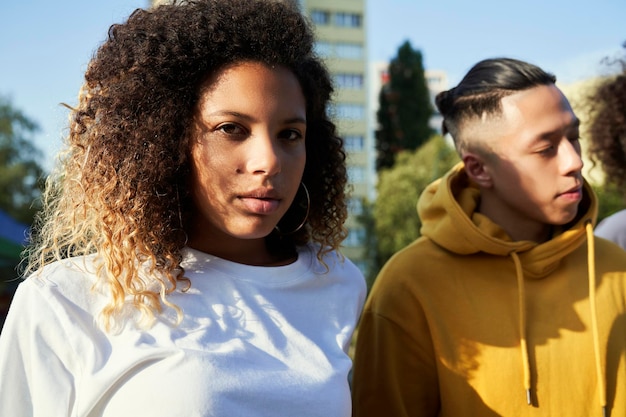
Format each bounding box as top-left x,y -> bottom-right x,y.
375,40 -> 434,171
0,95 -> 45,225
369,136 -> 458,282
355,198 -> 379,290
592,182 -> 625,223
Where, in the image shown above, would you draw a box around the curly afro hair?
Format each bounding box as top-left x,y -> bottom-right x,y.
587,51 -> 626,195
27,0 -> 348,329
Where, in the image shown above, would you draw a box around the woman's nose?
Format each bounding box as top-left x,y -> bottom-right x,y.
244,134 -> 281,176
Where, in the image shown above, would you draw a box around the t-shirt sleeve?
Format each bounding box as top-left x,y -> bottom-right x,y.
0,279 -> 79,416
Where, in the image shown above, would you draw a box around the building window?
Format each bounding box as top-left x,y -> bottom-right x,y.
347,166 -> 365,183
311,10 -> 330,25
315,42 -> 364,60
314,41 -> 332,57
344,135 -> 364,152
344,227 -> 365,247
335,103 -> 365,120
335,73 -> 364,90
334,12 -> 362,28
335,42 -> 364,59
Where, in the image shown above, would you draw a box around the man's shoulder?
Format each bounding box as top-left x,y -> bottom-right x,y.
384,234 -> 479,268
372,235 -> 473,293
595,210 -> 626,249
593,236 -> 626,267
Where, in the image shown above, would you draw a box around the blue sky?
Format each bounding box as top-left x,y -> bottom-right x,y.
1,0 -> 624,170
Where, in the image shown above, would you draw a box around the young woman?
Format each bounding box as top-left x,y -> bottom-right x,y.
0,1 -> 366,416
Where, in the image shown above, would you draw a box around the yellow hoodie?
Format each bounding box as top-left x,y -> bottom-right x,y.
352,163 -> 626,417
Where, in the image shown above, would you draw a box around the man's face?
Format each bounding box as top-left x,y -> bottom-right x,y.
477,84 -> 583,237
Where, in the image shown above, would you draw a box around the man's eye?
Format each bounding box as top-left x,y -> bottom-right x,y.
538,146 -> 555,156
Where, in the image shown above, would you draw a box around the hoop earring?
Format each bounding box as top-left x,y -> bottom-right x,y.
175,185 -> 189,246
275,182 -> 310,236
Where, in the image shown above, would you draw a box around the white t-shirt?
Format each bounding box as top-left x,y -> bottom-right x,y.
595,209 -> 626,251
0,244 -> 366,417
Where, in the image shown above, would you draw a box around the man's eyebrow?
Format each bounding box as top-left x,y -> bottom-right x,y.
537,117 -> 581,140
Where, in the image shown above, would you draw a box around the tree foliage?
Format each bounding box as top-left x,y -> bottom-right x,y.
375,40 -> 434,171
366,136 -> 458,283
355,198 -> 379,290
592,182 -> 625,223
0,95 -> 45,225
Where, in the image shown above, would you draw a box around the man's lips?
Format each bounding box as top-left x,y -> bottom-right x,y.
558,185 -> 583,201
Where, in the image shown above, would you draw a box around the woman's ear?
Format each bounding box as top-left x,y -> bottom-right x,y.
462,153 -> 494,188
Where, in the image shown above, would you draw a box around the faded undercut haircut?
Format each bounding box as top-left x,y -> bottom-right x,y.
435,57 -> 556,155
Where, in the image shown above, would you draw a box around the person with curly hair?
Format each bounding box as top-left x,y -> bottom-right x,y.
589,45 -> 626,249
0,1 -> 366,415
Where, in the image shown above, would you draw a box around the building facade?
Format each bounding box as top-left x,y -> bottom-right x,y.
297,0 -> 370,271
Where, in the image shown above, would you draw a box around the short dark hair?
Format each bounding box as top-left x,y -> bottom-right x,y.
435,58 -> 556,153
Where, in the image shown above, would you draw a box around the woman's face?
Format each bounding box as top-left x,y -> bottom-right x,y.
187,61 -> 307,260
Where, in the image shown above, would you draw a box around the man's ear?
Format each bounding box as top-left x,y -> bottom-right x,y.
462,153 -> 494,188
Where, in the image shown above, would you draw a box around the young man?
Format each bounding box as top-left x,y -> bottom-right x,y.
352,58 -> 626,417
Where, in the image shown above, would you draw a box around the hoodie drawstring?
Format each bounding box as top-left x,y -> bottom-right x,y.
586,220 -> 607,417
511,252 -> 532,405
512,223 -> 606,416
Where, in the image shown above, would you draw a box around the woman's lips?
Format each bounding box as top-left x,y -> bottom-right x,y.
238,186 -> 283,214
239,194 -> 281,214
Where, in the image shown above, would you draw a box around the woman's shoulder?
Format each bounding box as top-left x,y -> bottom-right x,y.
306,244 -> 365,285
597,209 -> 626,228
5,256 -> 109,371
28,254 -> 99,284
302,243 -> 351,268
20,255 -> 105,313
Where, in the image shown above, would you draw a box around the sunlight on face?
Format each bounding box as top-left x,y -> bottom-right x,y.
187,62 -> 307,259
477,85 -> 583,240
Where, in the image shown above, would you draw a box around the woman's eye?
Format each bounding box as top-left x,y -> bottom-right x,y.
217,123 -> 245,135
279,129 -> 303,141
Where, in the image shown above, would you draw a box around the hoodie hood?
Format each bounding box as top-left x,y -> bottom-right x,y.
418,163 -> 607,412
418,162 -> 598,279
